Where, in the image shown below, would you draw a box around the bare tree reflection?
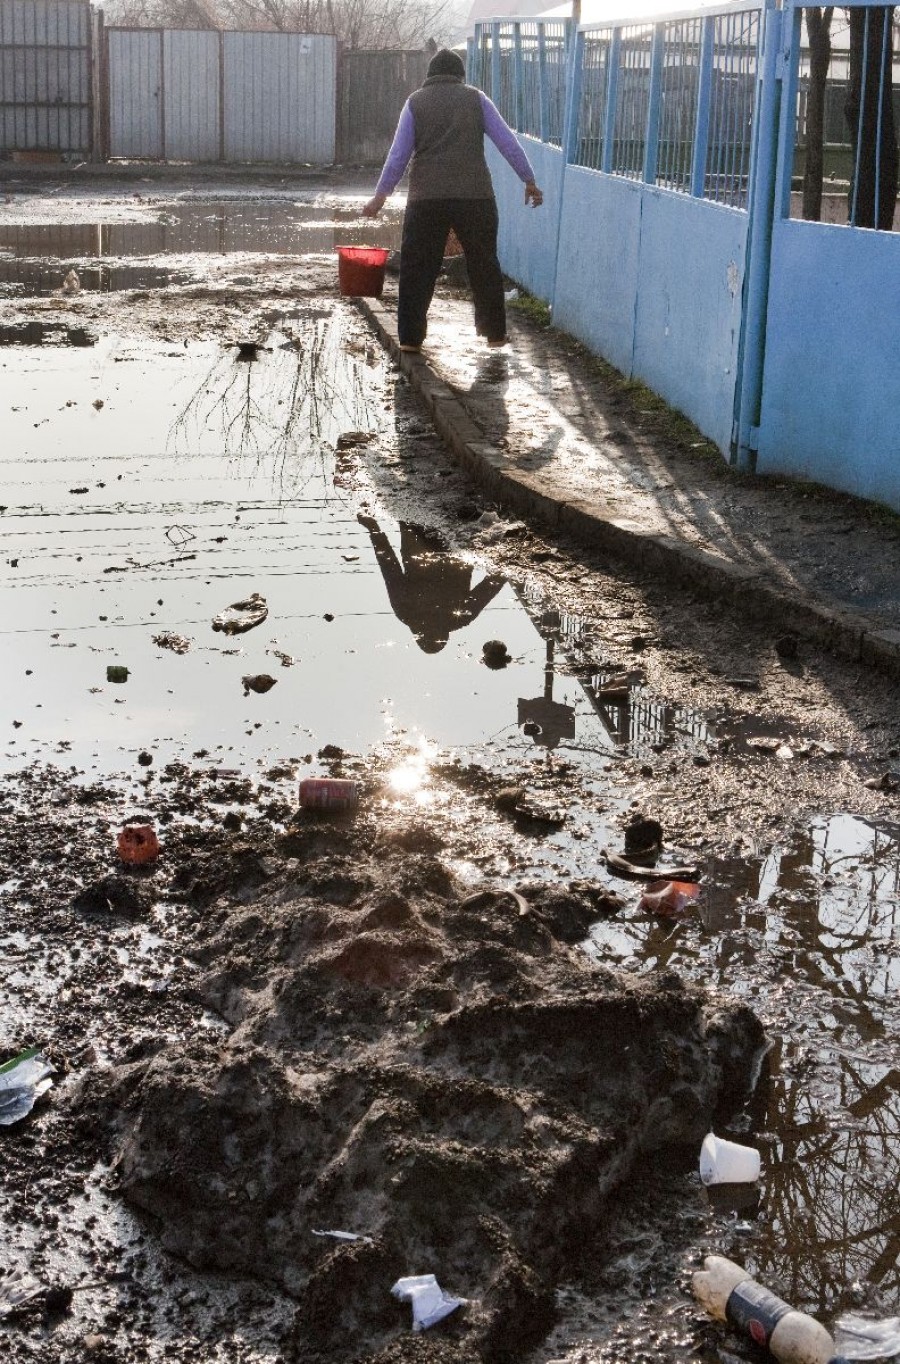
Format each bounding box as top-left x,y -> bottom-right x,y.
168,315 -> 379,500
757,1054 -> 900,1313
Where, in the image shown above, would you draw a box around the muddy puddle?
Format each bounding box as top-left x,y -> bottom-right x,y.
0,195 -> 401,296
0,323 -> 613,774
3,289 -> 900,1359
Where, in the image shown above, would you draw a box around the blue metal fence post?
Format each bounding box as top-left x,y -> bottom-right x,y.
466,33 -> 475,85
491,21 -> 502,106
600,29 -> 621,173
513,22 -> 525,130
690,15 -> 714,196
732,0 -> 786,469
537,23 -> 550,141
773,2 -> 800,218
643,23 -> 665,183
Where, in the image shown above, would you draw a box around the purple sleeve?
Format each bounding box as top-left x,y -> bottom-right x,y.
479,92 -> 536,183
375,102 -> 415,197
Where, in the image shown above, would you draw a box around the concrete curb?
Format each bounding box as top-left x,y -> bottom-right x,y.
359,297 -> 900,681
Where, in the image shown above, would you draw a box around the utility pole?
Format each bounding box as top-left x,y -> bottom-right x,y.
572,0 -> 582,21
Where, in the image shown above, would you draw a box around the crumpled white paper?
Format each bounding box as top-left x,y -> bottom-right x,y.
391,1274 -> 466,1332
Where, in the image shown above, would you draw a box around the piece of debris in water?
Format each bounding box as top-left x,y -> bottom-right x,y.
482,639 -> 512,669
117,824 -> 160,866
311,1229 -> 374,1244
106,665 -> 129,684
212,593 -> 268,635
638,879 -> 700,917
336,430 -> 376,450
267,647 -> 296,668
623,815 -> 663,858
242,674 -> 277,696
391,1274 -> 466,1333
604,849 -> 698,882
0,1049 -> 54,1127
62,269 -> 81,295
165,524 -> 195,549
152,631 -> 192,654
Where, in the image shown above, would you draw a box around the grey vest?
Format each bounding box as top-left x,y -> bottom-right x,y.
407,76 -> 495,202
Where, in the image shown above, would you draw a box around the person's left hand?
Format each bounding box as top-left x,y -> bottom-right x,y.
362,194 -> 387,218
525,180 -> 544,208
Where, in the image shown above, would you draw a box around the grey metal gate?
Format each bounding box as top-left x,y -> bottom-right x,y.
340,49 -> 427,163
0,0 -> 92,156
224,32 -> 335,163
105,27 -> 336,164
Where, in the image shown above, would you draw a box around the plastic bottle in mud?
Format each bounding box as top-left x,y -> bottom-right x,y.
692,1255 -> 838,1364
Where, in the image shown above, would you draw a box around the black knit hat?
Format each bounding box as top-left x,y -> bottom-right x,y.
426,48 -> 466,80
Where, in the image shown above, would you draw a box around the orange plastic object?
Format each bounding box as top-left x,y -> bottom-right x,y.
337,246 -> 389,298
638,879 -> 700,917
117,824 -> 160,865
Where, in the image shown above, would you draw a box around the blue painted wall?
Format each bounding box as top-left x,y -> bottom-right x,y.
487,137 -> 564,304
756,219 -> 900,510
632,190 -> 747,455
551,166 -> 642,378
552,169 -> 746,453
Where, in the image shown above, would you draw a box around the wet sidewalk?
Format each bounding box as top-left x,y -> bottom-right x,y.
361,283 -> 900,677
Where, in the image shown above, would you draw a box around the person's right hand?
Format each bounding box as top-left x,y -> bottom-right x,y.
525,180 -> 544,208
362,194 -> 386,218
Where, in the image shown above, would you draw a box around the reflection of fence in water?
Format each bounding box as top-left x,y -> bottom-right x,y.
582,671 -> 716,751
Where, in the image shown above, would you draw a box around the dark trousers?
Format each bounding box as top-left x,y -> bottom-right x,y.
397,197 -> 505,347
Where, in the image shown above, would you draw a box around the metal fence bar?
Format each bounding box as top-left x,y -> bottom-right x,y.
563,26 -> 585,162
601,28 -> 621,171
538,24 -> 549,140
643,23 -> 664,181
691,15 -> 715,194
733,0 -> 784,466
849,15 -> 869,225
514,22 -> 525,130
874,7 -> 890,228
491,21 -> 501,106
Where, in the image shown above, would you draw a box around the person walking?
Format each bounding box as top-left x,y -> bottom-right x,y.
362,47 -> 543,353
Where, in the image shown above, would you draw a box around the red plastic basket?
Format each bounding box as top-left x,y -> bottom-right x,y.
337,246 -> 389,298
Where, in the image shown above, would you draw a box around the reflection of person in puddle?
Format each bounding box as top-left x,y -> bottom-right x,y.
358,514 -> 504,653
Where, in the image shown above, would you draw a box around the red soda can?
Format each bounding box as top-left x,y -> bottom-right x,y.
298,778 -> 359,811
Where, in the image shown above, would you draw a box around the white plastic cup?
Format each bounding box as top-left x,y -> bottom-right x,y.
699,1132 -> 761,1186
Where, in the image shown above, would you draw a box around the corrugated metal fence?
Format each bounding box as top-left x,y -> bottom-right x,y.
104,27 -> 337,164
340,49 -> 427,163
0,0 -> 92,156
1,14 -> 421,167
